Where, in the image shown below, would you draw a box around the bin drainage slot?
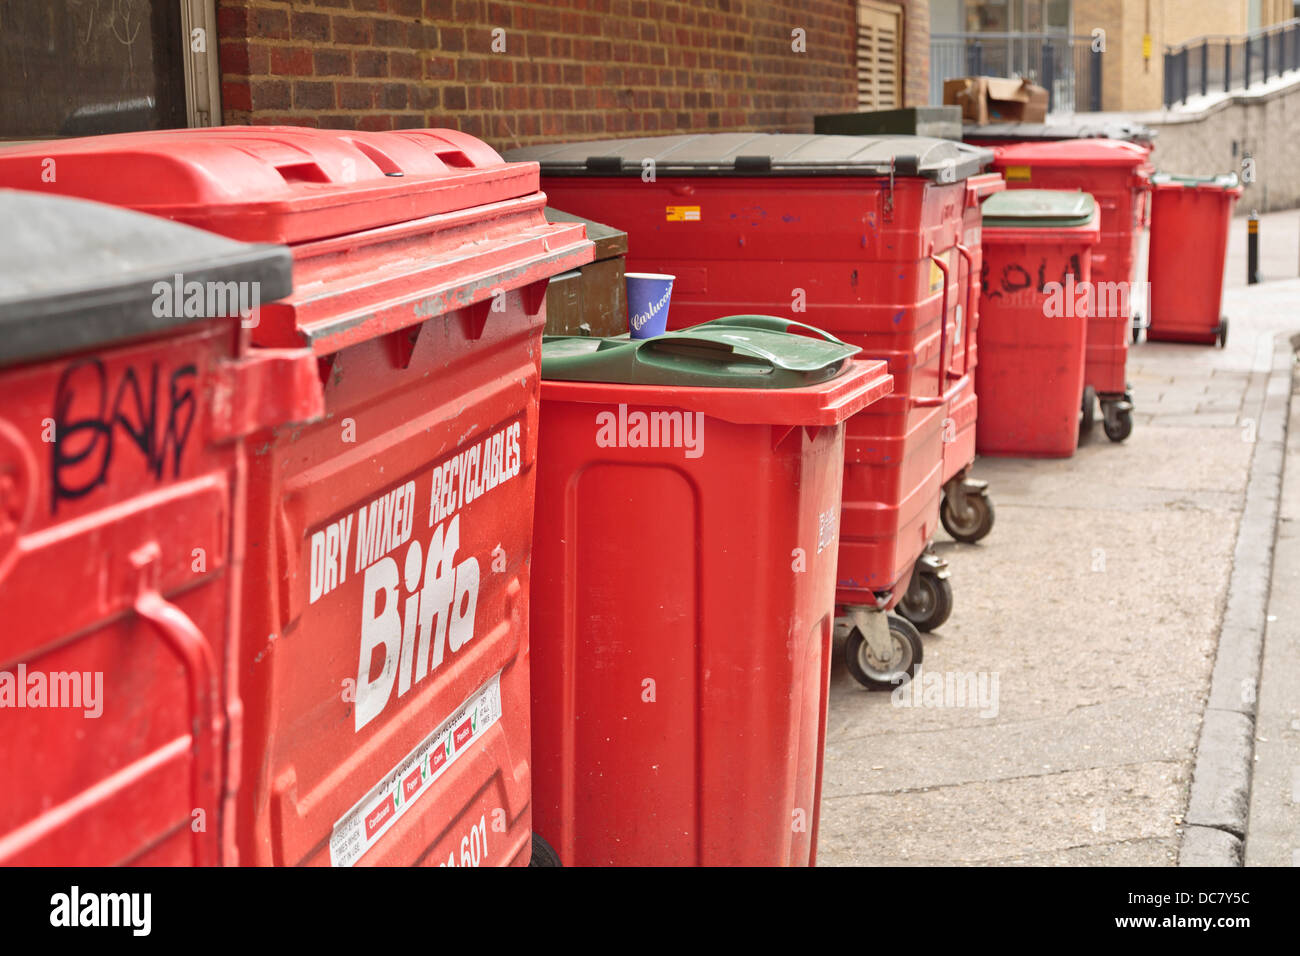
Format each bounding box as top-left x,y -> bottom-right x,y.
384,325 -> 422,370
316,354 -> 338,387
521,279 -> 549,317
461,301 -> 491,340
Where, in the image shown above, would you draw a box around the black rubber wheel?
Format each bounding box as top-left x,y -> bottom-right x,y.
844,615 -> 923,691
1131,316 -> 1142,344
528,832 -> 563,867
897,570 -> 954,633
940,492 -> 995,544
1217,317 -> 1229,348
1079,385 -> 1097,439
1103,407 -> 1133,443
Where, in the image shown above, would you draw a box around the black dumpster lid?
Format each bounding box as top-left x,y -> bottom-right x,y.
507,133 -> 994,183
0,190 -> 293,369
963,121 -> 1157,145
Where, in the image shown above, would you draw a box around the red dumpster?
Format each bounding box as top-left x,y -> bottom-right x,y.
991,139 -> 1153,442
975,190 -> 1100,457
0,190 -> 316,866
530,317 -> 894,865
0,128 -> 595,866
1146,173 -> 1242,346
508,133 -> 996,653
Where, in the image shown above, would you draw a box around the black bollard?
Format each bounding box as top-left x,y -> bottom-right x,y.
1247,211 -> 1259,285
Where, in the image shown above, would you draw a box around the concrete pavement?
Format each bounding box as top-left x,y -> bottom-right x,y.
1243,364 -> 1300,866
817,221 -> 1300,866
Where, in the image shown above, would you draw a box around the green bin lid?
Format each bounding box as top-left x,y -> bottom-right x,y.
982,189 -> 1096,228
1151,172 -> 1240,189
541,315 -> 860,389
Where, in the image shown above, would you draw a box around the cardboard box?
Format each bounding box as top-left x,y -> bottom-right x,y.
943,76 -> 1048,125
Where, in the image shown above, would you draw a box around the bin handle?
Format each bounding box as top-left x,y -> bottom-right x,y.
695,314 -> 848,345
955,244 -> 976,378
131,543 -> 221,868
913,374 -> 968,408
922,251 -> 949,403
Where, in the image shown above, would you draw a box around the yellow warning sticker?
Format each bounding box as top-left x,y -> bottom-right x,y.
666,205 -> 701,222
929,257 -> 945,293
1003,165 -> 1033,182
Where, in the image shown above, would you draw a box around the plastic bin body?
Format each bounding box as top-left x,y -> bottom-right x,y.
1146,175 -> 1242,344
991,140 -> 1152,397
0,191 -> 310,866
509,133 -> 993,606
942,171 -> 1006,485
975,191 -> 1100,457
0,128 -> 595,867
529,329 -> 892,866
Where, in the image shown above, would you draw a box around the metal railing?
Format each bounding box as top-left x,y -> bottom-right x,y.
930,33 -> 1102,114
1164,18 -> 1300,107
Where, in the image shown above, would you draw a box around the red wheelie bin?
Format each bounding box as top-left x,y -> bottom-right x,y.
0,190 -> 313,866
991,139 -> 1153,443
530,318 -> 894,865
975,190 -> 1100,457
507,133 -> 997,675
1146,173 -> 1242,346
0,128 -> 595,867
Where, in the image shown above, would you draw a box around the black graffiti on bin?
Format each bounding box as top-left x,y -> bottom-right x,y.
982,254 -> 1084,301
50,357 -> 198,513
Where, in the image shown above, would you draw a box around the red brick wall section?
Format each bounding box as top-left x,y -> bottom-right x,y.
902,0 -> 930,110
218,0 -> 930,149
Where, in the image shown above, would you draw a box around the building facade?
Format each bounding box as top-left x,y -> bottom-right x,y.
929,0 -> 1297,112
0,1 -> 934,150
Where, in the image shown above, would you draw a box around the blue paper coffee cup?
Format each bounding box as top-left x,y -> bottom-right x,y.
626,272 -> 675,339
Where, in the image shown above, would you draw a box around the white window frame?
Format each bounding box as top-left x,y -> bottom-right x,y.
181,0 -> 222,127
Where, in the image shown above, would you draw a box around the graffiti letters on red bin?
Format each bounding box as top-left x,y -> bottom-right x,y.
983,256 -> 1085,301
50,357 -> 197,513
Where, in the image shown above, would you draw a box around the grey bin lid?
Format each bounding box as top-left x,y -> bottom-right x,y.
507,133 -> 994,183
964,121 -> 1157,145
0,190 -> 293,369
1151,171 -> 1240,189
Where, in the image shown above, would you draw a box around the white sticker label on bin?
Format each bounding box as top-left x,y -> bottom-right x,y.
329,672 -> 503,867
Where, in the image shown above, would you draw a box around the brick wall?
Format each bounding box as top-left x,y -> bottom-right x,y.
218,0 -> 930,150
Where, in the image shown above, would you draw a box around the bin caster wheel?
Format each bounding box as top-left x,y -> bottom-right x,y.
1131,316 -> 1143,344
1102,403 -> 1133,443
529,832 -> 563,867
1217,317 -> 1229,348
897,569 -> 954,633
1079,386 -> 1097,438
940,492 -> 995,544
845,615 -> 923,692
